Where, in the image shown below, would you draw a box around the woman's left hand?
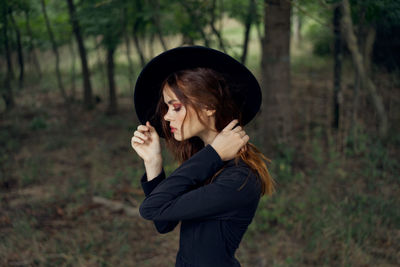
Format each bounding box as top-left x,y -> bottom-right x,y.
211,119 -> 249,161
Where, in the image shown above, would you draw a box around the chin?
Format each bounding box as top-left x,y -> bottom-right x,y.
173,132 -> 191,142
172,133 -> 182,141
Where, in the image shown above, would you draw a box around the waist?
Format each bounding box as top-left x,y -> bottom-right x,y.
175,250 -> 241,267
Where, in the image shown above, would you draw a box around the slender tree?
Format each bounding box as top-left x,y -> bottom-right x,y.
132,0 -> 146,67
40,0 -> 69,104
9,12 -> 24,88
81,0 -> 123,114
210,0 -> 226,53
292,5 -> 302,45
333,4 -> 342,129
241,0 -> 256,64
68,39 -> 76,100
66,0 -> 94,109
1,3 -> 14,110
149,0 -> 168,50
340,0 -> 388,137
180,0 -> 210,47
24,9 -> 42,79
122,6 -> 135,93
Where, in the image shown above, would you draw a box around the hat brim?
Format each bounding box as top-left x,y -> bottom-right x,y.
134,46 -> 262,138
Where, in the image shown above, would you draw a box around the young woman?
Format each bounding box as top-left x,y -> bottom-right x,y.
131,46 -> 276,267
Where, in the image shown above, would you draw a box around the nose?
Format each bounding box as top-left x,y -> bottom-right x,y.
164,109 -> 173,122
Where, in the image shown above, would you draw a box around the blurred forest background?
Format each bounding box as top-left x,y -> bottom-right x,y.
1,0 -> 399,266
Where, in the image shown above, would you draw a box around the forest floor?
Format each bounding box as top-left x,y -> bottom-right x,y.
1,29 -> 400,266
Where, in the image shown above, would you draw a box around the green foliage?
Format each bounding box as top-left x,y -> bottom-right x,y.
270,142 -> 296,183
224,0 -> 263,25
350,0 -> 400,27
302,14 -> 333,57
18,156 -> 51,187
0,124 -> 21,187
29,116 -> 47,131
79,0 -> 125,50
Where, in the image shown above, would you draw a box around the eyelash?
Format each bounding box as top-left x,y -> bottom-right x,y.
173,107 -> 181,112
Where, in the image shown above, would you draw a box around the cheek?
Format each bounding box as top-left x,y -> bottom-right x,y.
177,109 -> 187,127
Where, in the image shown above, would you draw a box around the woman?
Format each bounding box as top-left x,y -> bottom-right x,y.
131,46 -> 276,267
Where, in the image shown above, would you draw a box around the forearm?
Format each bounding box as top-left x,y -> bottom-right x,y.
139,145 -> 225,221
144,156 -> 163,181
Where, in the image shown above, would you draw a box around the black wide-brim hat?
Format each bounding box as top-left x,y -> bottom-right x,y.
134,46 -> 262,138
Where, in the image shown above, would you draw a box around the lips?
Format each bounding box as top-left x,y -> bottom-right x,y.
170,126 -> 177,133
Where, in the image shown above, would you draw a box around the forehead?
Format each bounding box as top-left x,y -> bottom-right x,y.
162,85 -> 178,102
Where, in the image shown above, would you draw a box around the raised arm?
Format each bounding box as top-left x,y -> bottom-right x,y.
139,144 -> 261,222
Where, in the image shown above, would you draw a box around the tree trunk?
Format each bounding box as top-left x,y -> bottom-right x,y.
132,0 -> 146,67
68,40 -> 76,100
132,23 -> 146,68
210,0 -> 226,53
292,8 -> 302,45
148,33 -> 155,58
261,0 -> 293,152
123,9 -> 135,94
333,5 -> 342,129
40,0 -> 69,104
340,0 -> 387,137
181,0 -> 210,47
150,0 -> 168,51
66,0 -> 93,110
1,7 -> 14,110
106,47 -> 117,115
124,34 -> 135,94
95,39 -> 107,99
181,34 -> 195,46
363,26 -> 376,76
241,0 -> 256,64
24,10 -> 42,79
9,12 -> 24,89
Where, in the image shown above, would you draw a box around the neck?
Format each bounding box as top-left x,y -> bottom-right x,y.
198,116 -> 218,146
199,130 -> 219,146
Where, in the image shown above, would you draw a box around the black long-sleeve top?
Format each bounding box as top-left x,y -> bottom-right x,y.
139,144 -> 262,267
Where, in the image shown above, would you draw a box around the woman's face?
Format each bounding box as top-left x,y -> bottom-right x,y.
162,85 -> 215,142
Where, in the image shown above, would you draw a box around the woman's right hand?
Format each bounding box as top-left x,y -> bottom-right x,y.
131,121 -> 162,163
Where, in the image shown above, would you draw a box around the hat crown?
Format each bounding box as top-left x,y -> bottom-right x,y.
134,46 -> 262,138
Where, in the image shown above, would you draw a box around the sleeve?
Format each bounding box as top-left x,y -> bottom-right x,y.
139,144 -> 259,221
140,168 -> 180,234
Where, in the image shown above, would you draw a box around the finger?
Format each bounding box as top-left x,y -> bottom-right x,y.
238,130 -> 246,137
137,125 -> 149,132
146,121 -> 155,132
223,119 -> 239,132
132,136 -> 145,144
232,125 -> 242,133
146,121 -> 158,135
242,135 -> 250,143
134,130 -> 148,140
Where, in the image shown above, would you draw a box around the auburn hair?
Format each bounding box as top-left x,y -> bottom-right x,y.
155,67 -> 276,197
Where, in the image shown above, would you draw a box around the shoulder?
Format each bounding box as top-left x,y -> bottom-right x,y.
223,157 -> 258,177
217,158 -> 261,196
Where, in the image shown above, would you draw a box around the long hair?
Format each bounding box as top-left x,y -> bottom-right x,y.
155,67 -> 276,197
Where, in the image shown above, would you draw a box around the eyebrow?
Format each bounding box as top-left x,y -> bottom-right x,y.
166,99 -> 179,104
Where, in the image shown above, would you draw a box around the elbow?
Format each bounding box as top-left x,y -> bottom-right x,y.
155,224 -> 173,234
139,201 -> 155,220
